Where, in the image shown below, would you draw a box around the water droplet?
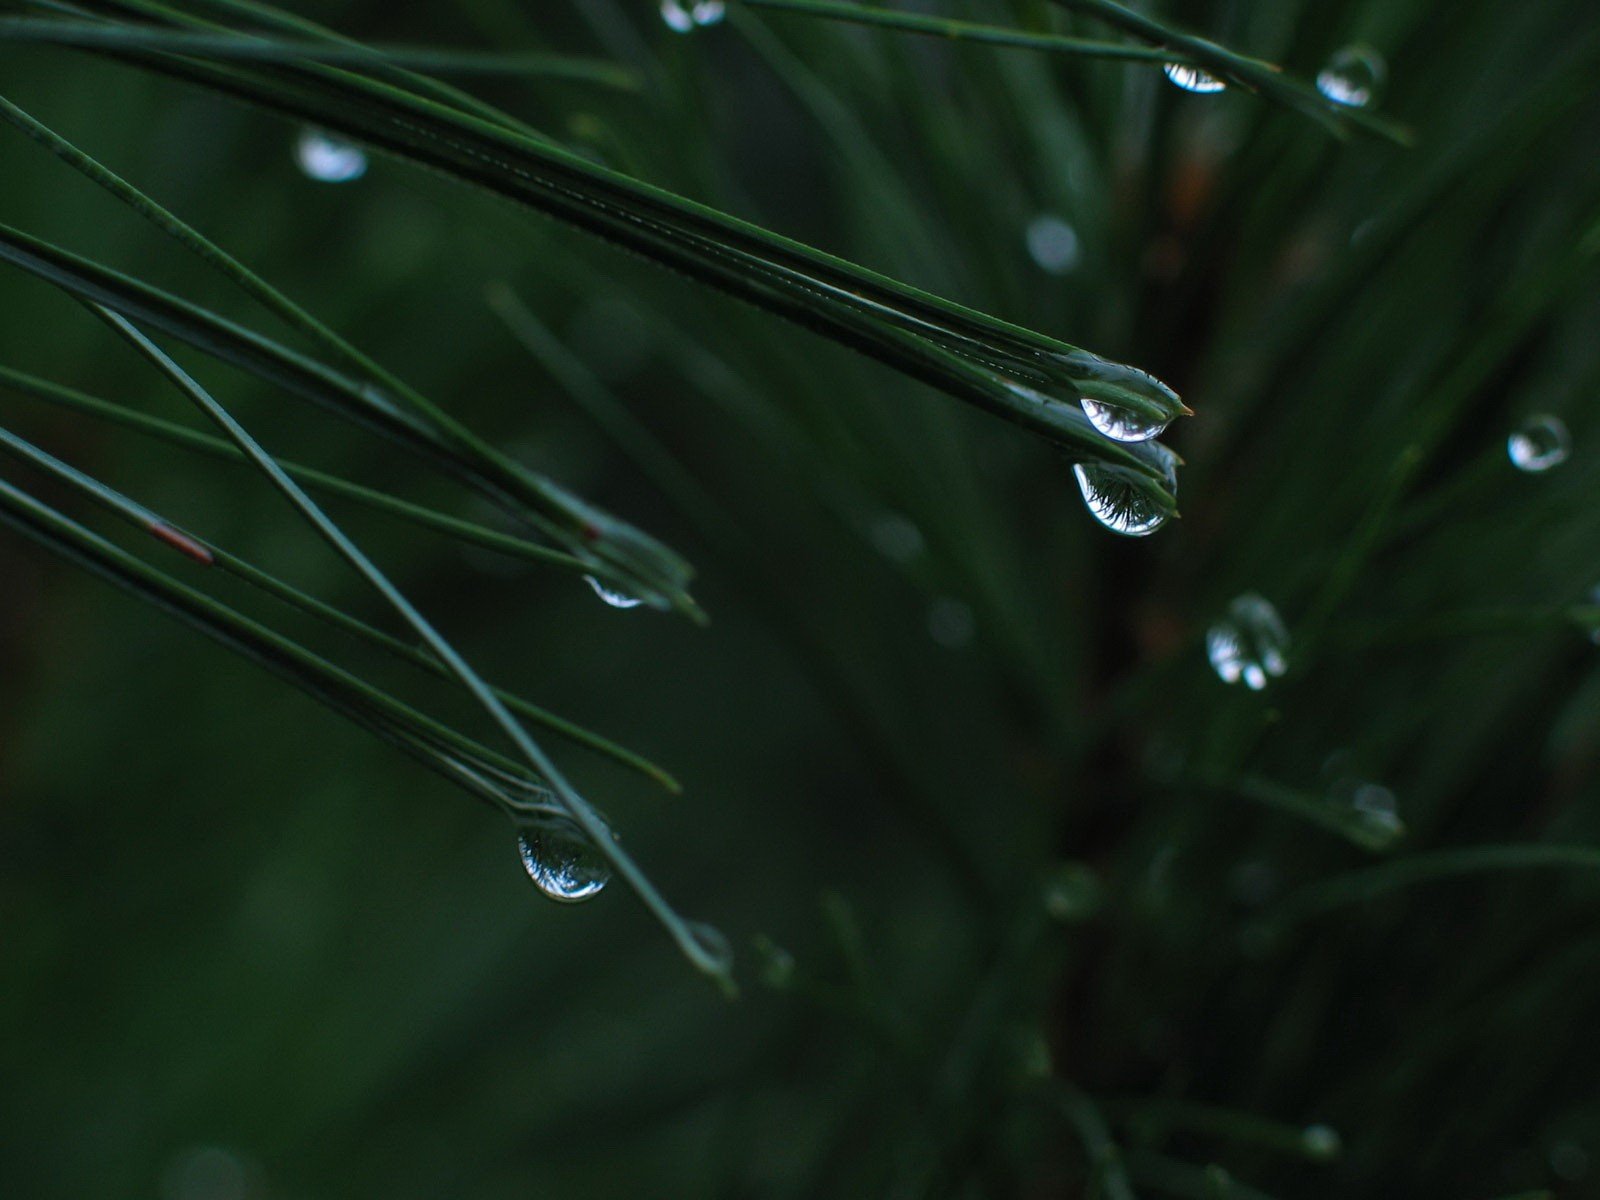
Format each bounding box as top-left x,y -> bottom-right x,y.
1081,396 -> 1171,443
684,920 -> 734,972
1164,62 -> 1226,94
1302,1124 -> 1343,1161
928,597 -> 975,648
753,936 -> 796,989
161,1146 -> 250,1200
1042,862 -> 1103,922
868,511 -> 925,562
1073,446 -> 1177,537
1350,784 -> 1401,851
585,574 -> 644,609
1025,215 -> 1081,275
516,819 -> 611,903
661,0 -> 724,32
1508,415 -> 1571,472
1206,593 -> 1290,689
1329,778 -> 1406,850
294,128 -> 367,183
1316,45 -> 1385,108
1550,1141 -> 1590,1182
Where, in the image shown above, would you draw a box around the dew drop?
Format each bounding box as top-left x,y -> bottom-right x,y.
585,574 -> 644,609
1025,215 -> 1082,275
661,0 -> 724,32
516,819 -> 611,903
927,597 -> 976,648
684,920 -> 734,973
1164,62 -> 1226,94
1206,593 -> 1290,690
1073,446 -> 1177,537
1508,415 -> 1571,472
1081,397 -> 1172,443
868,511 -> 925,562
1316,45 -> 1385,108
1329,778 -> 1406,850
1042,862 -> 1103,923
1302,1124 -> 1343,1162
294,128 -> 367,183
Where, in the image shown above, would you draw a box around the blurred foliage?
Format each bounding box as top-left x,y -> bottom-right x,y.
2,0 -> 1600,1196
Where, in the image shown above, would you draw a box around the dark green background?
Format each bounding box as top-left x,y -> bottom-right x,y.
2,1 -> 1598,1195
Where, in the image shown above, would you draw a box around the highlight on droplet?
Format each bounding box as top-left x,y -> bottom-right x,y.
294,128 -> 368,183
1164,63 -> 1226,94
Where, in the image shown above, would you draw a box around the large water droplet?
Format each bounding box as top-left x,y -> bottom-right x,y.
661,0 -> 723,32
1164,63 -> 1226,94
1081,397 -> 1171,443
295,129 -> 367,183
1074,447 -> 1177,537
516,819 -> 611,902
1316,46 -> 1385,108
1508,415 -> 1571,472
1206,593 -> 1290,690
585,574 -> 644,609
1025,215 -> 1081,275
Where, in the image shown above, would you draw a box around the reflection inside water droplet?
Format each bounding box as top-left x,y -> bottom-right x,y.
1206,593 -> 1289,690
1073,446 -> 1177,537
295,129 -> 367,183
1508,415 -> 1571,472
1316,45 -> 1385,108
1081,396 -> 1171,443
1164,62 -> 1226,93
661,0 -> 724,31
585,574 -> 644,609
1025,215 -> 1081,275
517,818 -> 611,902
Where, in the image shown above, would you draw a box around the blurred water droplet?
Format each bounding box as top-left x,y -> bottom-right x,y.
754,937 -> 796,989
685,920 -> 734,971
1586,583 -> 1600,645
1025,215 -> 1081,275
585,574 -> 644,609
1230,859 -> 1279,906
295,129 -> 367,183
1508,415 -> 1571,472
928,597 -> 975,648
517,819 -> 611,902
1316,45 -> 1385,108
161,1146 -> 250,1200
1042,862 -> 1103,922
869,511 -> 925,562
1074,447 -> 1176,537
1207,593 -> 1290,690
661,0 -> 724,31
1332,778 -> 1406,850
1164,63 -> 1226,93
1550,1141 -> 1590,1182
1302,1124 -> 1343,1161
